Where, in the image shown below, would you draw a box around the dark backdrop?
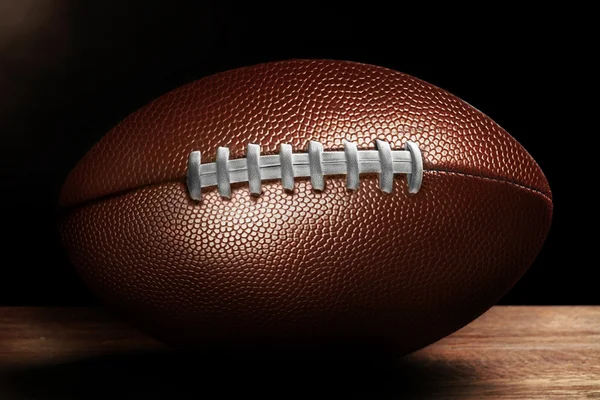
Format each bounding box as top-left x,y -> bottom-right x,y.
0,1 -> 590,305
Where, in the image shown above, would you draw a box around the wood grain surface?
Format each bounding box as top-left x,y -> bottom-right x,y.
0,306 -> 598,399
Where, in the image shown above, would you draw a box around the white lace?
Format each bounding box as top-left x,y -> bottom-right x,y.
186,140 -> 423,201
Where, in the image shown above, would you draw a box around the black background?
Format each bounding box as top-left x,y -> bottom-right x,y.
0,2 -> 591,306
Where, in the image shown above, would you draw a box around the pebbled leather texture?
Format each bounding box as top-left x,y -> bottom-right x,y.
59,59 -> 551,207
58,59 -> 553,355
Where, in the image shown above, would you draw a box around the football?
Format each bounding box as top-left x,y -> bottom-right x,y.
58,59 -> 552,356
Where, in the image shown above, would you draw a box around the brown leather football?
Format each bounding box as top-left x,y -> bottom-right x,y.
58,59 -> 552,356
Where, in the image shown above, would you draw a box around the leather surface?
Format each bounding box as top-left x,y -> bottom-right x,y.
59,59 -> 551,208
58,59 -> 553,355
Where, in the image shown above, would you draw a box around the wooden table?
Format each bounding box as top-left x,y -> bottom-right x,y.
0,306 -> 598,399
